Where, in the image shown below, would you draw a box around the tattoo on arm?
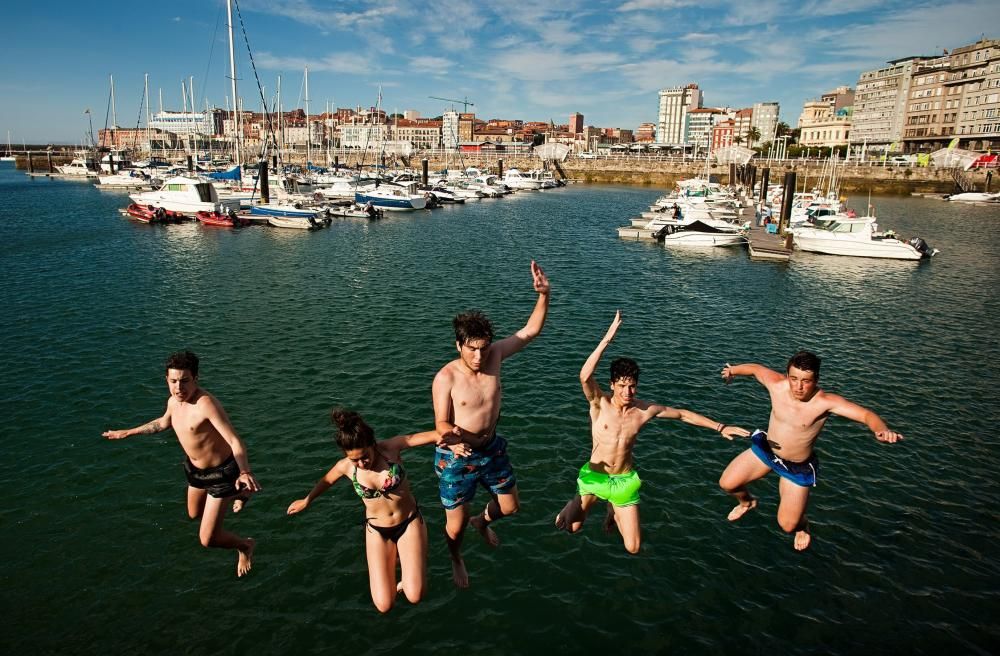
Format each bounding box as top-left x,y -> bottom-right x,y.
135,419 -> 163,435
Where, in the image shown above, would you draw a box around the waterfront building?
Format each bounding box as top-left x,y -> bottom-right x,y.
798,87 -> 854,148
392,119 -> 442,149
946,38 -> 1000,151
687,108 -> 725,154
403,110 -> 420,120
734,108 -> 753,144
850,57 -> 927,152
338,122 -> 390,149
656,84 -> 702,145
152,110 -> 223,137
635,122 -> 656,142
901,55 -> 951,152
711,119 -> 735,149
751,101 -> 780,145
569,112 -> 584,135
441,111 -> 475,149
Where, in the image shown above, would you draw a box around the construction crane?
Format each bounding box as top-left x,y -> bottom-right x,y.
428,96 -> 475,113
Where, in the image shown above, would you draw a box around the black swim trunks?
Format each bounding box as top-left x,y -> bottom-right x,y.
183,454 -> 240,498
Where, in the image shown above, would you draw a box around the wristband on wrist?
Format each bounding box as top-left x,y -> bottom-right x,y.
240,470 -> 252,476
717,424 -> 726,433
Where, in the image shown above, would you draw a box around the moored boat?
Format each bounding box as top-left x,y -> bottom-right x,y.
791,216 -> 938,260
124,203 -> 187,224
196,210 -> 251,227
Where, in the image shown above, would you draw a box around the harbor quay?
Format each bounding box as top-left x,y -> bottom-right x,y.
12,149 -> 987,195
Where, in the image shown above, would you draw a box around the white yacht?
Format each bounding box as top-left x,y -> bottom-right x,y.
660,218 -> 748,247
502,168 -> 543,190
791,216 -> 938,260
945,192 -> 1000,203
129,176 -> 242,214
58,152 -> 100,177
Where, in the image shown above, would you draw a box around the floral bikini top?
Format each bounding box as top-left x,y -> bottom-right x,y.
352,460 -> 406,499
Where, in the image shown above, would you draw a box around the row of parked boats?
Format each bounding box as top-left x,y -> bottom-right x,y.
620,179 -> 940,261
87,153 -> 566,230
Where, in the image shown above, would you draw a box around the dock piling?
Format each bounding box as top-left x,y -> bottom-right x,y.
46,151 -> 54,173
422,159 -> 429,186
259,160 -> 269,204
27,151 -> 33,174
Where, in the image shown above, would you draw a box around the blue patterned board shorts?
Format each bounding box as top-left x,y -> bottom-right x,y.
749,430 -> 819,487
434,434 -> 516,510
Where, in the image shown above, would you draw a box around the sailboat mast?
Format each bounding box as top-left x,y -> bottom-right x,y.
304,66 -> 310,167
144,73 -> 151,157
226,0 -> 241,170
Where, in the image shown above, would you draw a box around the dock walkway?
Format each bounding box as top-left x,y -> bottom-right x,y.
744,214 -> 793,261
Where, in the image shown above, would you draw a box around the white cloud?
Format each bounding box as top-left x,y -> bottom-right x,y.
255,51 -> 375,74
491,48 -> 626,82
408,56 -> 453,75
239,0 -> 410,31
618,0 -> 694,10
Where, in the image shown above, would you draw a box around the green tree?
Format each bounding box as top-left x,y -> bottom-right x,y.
746,126 -> 761,150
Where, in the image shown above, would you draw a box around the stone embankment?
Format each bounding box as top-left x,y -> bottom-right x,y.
14,152 -> 992,194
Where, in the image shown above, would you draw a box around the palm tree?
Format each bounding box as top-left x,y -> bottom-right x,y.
746,127 -> 761,150
734,135 -> 744,146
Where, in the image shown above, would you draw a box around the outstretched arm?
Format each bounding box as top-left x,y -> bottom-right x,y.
827,395 -> 904,443
383,428 -> 472,457
652,405 -> 751,440
491,260 -> 551,359
103,406 -> 171,440
580,311 -> 621,404
203,397 -> 261,493
287,460 -> 348,515
721,363 -> 783,387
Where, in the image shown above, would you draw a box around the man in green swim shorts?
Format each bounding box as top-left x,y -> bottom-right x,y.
555,311 -> 749,553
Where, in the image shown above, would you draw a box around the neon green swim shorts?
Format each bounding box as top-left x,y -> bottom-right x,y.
576,463 -> 641,507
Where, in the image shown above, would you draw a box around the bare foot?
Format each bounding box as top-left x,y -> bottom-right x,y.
396,580 -> 404,595
603,506 -> 617,535
794,521 -> 811,551
727,498 -> 758,522
237,538 -> 255,577
450,557 -> 469,589
469,514 -> 500,548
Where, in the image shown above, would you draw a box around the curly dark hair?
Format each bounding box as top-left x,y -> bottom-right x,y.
610,357 -> 640,384
165,351 -> 199,377
787,351 -> 821,378
453,310 -> 494,346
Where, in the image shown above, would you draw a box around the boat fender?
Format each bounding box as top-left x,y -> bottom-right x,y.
294,202 -> 302,209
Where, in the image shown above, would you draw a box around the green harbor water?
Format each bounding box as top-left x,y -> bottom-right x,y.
1,164 -> 998,654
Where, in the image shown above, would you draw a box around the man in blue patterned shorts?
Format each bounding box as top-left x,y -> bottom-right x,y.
432,261 -> 549,588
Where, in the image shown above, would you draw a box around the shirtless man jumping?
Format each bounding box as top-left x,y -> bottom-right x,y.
432,260 -> 550,588
555,311 -> 749,553
103,351 -> 260,576
719,351 -> 903,551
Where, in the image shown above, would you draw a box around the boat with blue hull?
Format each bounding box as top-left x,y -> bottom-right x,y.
354,185 -> 427,211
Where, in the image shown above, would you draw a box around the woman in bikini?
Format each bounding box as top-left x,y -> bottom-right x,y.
287,408 -> 467,612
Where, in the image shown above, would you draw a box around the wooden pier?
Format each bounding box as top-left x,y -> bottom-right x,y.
745,221 -> 793,261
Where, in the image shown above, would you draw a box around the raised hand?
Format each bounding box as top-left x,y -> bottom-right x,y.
531,260 -> 550,294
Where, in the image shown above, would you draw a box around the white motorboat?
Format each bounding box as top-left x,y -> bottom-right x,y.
355,183 -> 427,211
502,168 -> 543,190
791,216 -> 938,260
661,219 -> 748,247
945,192 -> 1000,203
58,153 -> 100,177
267,214 -> 331,230
129,176 -> 242,214
97,169 -> 152,188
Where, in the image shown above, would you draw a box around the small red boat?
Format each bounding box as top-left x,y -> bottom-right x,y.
196,210 -> 251,227
125,203 -> 186,224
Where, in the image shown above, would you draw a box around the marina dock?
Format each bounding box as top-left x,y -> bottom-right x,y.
745,220 -> 793,261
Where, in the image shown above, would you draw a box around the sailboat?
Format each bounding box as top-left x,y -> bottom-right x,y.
1,131 -> 15,162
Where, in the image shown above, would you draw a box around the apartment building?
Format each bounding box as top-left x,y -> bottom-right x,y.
687,108 -> 725,153
851,57 -> 926,151
656,84 -> 702,145
798,86 -> 854,148
751,102 -> 780,145
947,38 -> 1000,151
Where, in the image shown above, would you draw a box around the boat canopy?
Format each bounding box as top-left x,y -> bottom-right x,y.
206,165 -> 242,181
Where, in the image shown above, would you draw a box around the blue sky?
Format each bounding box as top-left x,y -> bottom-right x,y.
1,0 -> 997,144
